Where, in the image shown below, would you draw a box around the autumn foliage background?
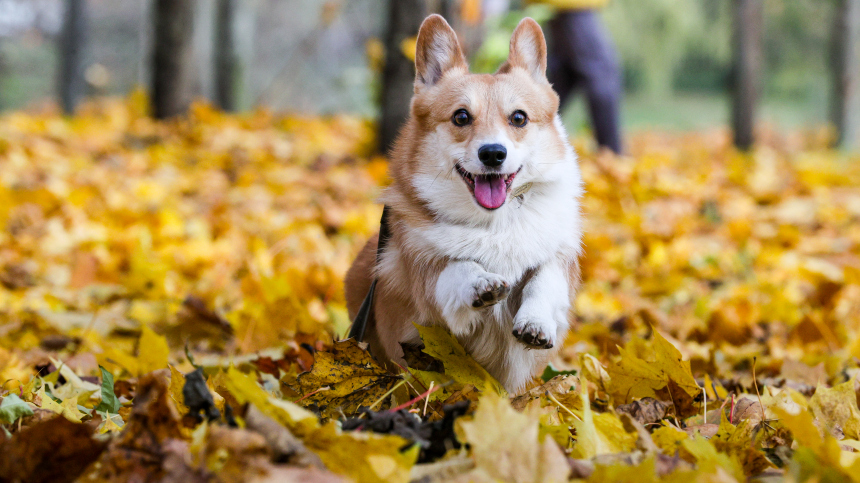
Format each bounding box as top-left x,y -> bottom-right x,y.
2,89 -> 860,482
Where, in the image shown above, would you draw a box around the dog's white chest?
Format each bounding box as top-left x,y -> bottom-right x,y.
414,194 -> 579,280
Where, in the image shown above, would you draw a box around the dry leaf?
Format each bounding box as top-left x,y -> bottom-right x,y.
456,393 -> 569,483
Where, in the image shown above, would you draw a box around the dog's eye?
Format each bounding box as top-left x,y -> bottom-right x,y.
452,109 -> 471,127
510,110 -> 528,127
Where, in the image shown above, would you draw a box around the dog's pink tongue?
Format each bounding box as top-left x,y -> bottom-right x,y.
474,175 -> 506,210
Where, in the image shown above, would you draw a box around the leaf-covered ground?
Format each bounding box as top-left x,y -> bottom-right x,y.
2,95 -> 860,482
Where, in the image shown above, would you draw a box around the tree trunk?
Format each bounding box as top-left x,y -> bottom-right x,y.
378,0 -> 428,154
731,0 -> 763,151
214,0 -> 237,111
832,0 -> 860,150
152,0 -> 197,119
138,0 -> 153,89
58,0 -> 87,115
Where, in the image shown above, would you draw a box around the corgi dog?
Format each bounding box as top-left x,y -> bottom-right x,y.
345,15 -> 583,393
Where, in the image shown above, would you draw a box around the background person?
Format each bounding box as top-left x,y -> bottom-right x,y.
531,0 -> 623,153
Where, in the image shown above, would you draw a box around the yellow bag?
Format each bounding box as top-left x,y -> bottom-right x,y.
527,0 -> 609,10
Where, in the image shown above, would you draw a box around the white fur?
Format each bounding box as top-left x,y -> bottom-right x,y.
435,261 -> 510,336
380,112 -> 582,392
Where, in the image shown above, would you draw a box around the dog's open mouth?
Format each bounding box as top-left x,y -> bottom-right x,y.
455,164 -> 521,210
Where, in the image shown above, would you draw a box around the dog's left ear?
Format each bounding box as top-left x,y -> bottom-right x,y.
499,17 -> 548,83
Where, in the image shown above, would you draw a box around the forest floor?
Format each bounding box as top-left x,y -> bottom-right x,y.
1,95 -> 860,482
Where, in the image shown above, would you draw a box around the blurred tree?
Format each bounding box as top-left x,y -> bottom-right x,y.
152,0 -> 197,119
378,0 -> 428,153
214,0 -> 237,111
58,0 -> 87,114
603,0 -> 724,99
831,0 -> 859,150
731,0 -> 762,150
138,1 -> 153,89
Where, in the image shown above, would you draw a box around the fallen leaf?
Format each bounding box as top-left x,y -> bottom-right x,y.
606,330 -> 700,406
680,435 -> 745,482
306,423 -> 419,483
138,324 -> 170,374
0,394 -> 34,424
413,324 -> 506,397
456,393 -> 569,483
615,397 -> 670,426
810,381 -> 860,440
295,338 -> 400,420
94,365 -> 121,414
0,415 -> 106,483
223,365 -> 319,436
571,385 -> 637,459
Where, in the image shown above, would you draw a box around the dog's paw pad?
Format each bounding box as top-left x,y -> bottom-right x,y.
512,322 -> 555,349
471,278 -> 509,308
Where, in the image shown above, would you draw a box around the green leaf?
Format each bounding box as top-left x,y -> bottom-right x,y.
540,363 -> 577,382
94,365 -> 120,414
0,394 -> 34,424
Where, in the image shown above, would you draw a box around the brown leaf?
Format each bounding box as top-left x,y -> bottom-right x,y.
85,370 -> 189,481
683,423 -> 719,439
780,359 -> 827,388
0,415 -> 106,483
295,339 -> 400,420
243,404 -> 324,468
511,375 -> 577,411
730,395 -> 764,425
615,397 -> 670,426
660,378 -> 702,419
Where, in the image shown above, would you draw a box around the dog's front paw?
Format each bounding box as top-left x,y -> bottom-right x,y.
512,317 -> 556,349
470,274 -> 510,308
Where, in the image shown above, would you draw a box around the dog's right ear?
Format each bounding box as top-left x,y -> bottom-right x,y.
414,14 -> 467,91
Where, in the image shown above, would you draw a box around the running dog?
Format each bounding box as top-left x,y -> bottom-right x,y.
345,15 -> 583,393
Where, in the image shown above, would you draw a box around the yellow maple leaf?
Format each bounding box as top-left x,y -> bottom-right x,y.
680,435 -> 745,482
224,366 -> 416,483
606,329 -> 700,404
571,385 -> 637,459
138,324 -> 170,374
97,347 -> 140,377
809,381 -> 860,440
587,455 -> 660,483
712,412 -> 774,476
414,324 -> 507,397
38,386 -> 86,423
770,405 -> 860,480
223,366 -> 319,436
0,347 -> 30,388
168,365 -> 190,416
308,423 -> 419,483
651,424 -> 688,455
294,338 -> 401,420
99,412 -> 125,434
457,392 -> 570,483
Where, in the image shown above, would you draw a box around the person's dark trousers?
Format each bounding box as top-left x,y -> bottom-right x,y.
547,10 -> 623,154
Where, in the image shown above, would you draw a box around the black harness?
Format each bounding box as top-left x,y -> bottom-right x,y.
346,205 -> 391,341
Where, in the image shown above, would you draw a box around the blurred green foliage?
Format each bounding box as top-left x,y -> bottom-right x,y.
472,4 -> 555,73
476,0 -> 837,105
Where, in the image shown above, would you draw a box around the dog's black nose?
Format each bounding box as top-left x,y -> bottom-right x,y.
478,144 -> 507,167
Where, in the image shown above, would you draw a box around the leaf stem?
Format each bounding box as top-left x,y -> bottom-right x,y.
369,378 -> 408,410
546,391 -> 582,422
389,382 -> 444,412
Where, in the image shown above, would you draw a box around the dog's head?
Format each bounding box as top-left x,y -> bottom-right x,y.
399,15 -> 575,220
